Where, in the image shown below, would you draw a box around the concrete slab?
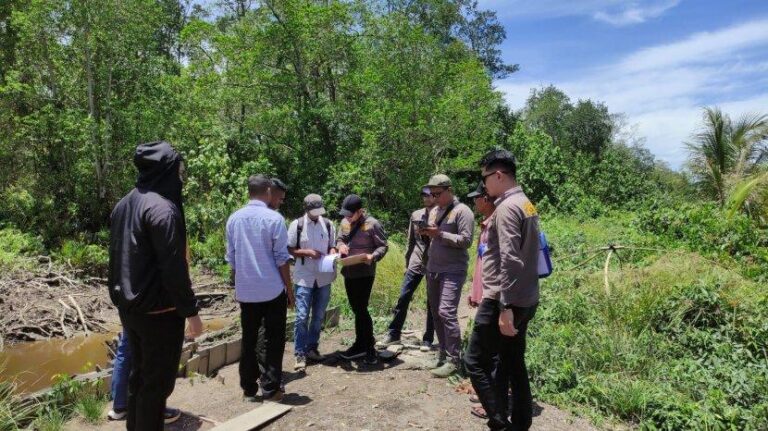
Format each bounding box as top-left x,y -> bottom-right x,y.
226,339 -> 242,365
209,342 -> 227,372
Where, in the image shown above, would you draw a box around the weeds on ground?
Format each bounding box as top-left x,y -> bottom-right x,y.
74,393 -> 107,424
529,215 -> 768,430
0,379 -> 39,430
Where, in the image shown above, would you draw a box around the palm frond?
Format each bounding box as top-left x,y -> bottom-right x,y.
726,170 -> 768,219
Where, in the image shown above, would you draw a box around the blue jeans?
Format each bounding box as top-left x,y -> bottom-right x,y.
111,331 -> 131,410
387,270 -> 435,343
293,284 -> 332,356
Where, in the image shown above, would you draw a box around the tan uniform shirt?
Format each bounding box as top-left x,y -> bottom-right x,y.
426,198 -> 475,274
482,187 -> 540,307
405,207 -> 431,275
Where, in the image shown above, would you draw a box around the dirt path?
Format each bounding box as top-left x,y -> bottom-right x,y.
68,304 -> 598,431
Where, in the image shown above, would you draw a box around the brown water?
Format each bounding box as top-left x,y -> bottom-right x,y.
0,317 -> 232,394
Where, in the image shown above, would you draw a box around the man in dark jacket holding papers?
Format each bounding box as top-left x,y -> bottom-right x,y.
335,194 -> 388,364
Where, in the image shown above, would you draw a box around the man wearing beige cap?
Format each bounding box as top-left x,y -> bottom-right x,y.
419,174 -> 475,378
287,194 -> 337,371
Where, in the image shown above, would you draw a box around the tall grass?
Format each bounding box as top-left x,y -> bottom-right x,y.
0,379 -> 39,430
530,214 -> 768,430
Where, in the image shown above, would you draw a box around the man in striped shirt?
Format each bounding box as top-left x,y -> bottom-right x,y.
226,175 -> 295,402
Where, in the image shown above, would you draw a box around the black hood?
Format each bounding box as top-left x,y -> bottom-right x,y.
134,141 -> 184,211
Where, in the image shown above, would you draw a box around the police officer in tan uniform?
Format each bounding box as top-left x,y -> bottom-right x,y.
465,150 -> 540,431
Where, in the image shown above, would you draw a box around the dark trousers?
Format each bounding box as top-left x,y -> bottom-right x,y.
344,276 -> 375,351
120,311 -> 185,431
387,270 -> 435,343
239,292 -> 287,398
465,299 -> 538,431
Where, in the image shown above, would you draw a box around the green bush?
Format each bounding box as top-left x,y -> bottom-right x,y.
0,228 -> 45,269
528,216 -> 768,430
54,240 -> 109,277
635,202 -> 768,281
189,230 -> 230,278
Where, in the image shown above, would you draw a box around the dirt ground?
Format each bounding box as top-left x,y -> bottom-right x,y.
67,303 -> 598,431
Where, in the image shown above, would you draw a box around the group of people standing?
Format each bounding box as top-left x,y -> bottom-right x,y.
379,150 -> 541,431
108,141 -> 540,431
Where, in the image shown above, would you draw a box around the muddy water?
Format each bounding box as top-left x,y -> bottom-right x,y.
0,317 -> 232,394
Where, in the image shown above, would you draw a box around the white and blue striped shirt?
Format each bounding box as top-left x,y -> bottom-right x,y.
225,200 -> 291,303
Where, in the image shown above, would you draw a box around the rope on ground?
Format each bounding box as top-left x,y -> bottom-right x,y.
556,241 -> 739,296
602,245 -> 621,296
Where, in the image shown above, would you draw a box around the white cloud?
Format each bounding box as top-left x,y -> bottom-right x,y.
619,19 -> 768,71
494,18 -> 768,169
593,0 -> 680,26
479,0 -> 680,26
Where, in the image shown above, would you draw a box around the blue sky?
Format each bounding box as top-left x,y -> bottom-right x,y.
478,0 -> 768,169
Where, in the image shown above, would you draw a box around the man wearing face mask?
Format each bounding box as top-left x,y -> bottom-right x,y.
336,194 -> 388,364
287,194 -> 337,371
420,174 -> 475,378
108,141 -> 203,431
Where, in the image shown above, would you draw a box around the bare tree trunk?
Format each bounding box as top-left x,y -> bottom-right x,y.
83,10 -> 106,202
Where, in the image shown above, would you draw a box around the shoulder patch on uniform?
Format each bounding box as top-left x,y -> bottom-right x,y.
523,201 -> 538,217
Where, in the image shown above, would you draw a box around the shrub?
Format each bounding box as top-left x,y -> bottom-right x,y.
635,202 -> 768,280
55,240 -> 109,277
0,228 -> 45,269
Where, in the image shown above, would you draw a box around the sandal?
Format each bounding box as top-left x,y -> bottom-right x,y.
470,403 -> 487,419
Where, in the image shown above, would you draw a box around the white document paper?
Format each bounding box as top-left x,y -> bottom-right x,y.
319,254 -> 339,273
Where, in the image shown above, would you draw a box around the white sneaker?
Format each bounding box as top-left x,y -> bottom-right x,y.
107,409 -> 127,420
164,408 -> 181,424
294,355 -> 306,371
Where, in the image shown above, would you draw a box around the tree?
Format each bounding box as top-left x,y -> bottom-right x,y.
522,86 -> 571,148
686,107 -> 768,207
564,100 -> 612,160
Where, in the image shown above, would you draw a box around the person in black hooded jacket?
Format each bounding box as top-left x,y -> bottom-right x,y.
108,141 -> 203,431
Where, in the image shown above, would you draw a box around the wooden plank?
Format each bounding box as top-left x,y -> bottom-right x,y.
211,403 -> 292,431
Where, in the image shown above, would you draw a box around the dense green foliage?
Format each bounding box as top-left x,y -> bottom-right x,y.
686,107 -> 768,217
636,202 -> 768,281
531,214 -> 768,430
0,0 -> 675,249
1,1 -> 767,430
0,0 -> 516,243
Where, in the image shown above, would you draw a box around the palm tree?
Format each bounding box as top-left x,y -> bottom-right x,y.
686,107 -> 768,209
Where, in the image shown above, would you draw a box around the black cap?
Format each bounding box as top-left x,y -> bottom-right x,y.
339,194 -> 363,217
467,181 -> 486,199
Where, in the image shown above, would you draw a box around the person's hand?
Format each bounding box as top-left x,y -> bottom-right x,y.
364,254 -> 375,265
419,226 -> 440,238
468,296 -> 478,308
329,247 -> 338,255
306,249 -> 322,259
286,286 -> 295,309
498,309 -> 518,337
186,315 -> 204,340
338,244 -> 349,256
